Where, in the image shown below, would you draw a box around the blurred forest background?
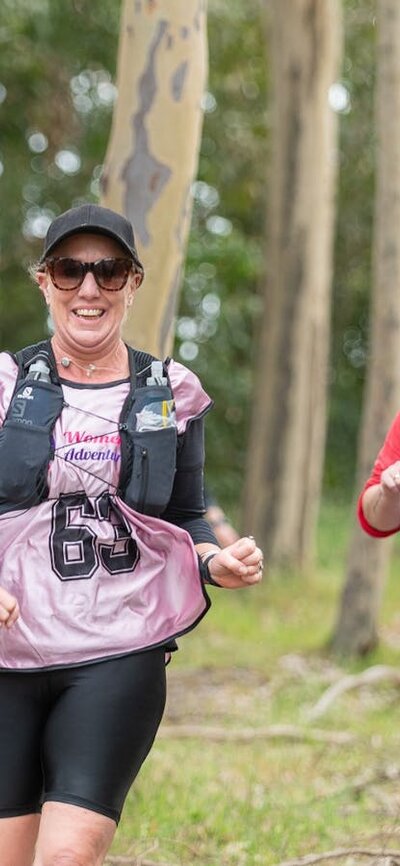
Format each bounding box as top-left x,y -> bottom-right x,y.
0,0 -> 373,503
4,5 -> 400,864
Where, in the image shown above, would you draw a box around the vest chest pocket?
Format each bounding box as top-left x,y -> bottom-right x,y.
124,425 -> 177,516
0,377 -> 64,514
0,421 -> 53,513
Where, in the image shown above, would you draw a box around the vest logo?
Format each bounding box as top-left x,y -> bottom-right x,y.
16,388 -> 34,400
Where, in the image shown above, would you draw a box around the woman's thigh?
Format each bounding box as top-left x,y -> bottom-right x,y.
42,649 -> 167,823
0,671 -> 47,815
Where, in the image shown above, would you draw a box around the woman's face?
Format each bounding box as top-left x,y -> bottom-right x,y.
37,232 -> 142,356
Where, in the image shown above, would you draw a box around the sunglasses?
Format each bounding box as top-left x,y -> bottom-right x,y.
45,257 -> 134,292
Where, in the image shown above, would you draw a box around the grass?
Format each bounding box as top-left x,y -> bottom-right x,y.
108,498 -> 400,866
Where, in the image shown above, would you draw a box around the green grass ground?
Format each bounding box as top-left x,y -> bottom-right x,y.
107,500 -> 400,866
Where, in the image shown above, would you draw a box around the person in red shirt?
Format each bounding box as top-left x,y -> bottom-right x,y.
358,412 -> 400,536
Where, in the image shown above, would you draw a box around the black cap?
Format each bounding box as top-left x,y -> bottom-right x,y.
40,204 -> 143,267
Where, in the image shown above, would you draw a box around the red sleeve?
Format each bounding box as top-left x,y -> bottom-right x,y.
358,411 -> 400,537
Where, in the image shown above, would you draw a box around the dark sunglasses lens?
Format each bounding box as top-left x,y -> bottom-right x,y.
51,259 -> 84,290
48,258 -> 131,291
95,259 -> 130,291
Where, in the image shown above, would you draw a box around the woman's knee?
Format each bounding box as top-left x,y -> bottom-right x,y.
33,802 -> 115,866
39,853 -> 89,866
34,844 -> 107,866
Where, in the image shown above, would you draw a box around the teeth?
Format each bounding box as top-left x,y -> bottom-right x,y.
75,309 -> 103,317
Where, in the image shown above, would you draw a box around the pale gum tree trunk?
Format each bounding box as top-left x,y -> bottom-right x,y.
331,0 -> 400,655
242,0 -> 342,568
101,0 -> 208,357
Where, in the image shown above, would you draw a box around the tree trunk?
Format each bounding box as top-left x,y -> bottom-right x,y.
242,0 -> 342,568
331,0 -> 400,655
100,0 -> 208,357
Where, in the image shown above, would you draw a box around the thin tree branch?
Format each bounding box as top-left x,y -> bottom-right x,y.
105,858 -> 176,866
105,844 -> 400,866
306,665 -> 400,720
272,847 -> 400,866
158,724 -> 355,744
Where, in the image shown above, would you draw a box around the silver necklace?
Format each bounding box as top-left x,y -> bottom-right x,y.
56,343 -> 125,378
59,357 -> 98,377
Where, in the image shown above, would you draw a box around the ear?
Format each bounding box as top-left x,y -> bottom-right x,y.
127,271 -> 143,306
132,272 -> 143,290
36,270 -> 51,305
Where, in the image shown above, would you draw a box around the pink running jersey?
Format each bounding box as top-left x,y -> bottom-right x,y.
0,354 -> 212,670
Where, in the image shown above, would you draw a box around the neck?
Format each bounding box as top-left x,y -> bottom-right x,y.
51,337 -> 129,382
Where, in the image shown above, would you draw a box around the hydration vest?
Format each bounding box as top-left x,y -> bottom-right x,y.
0,339 -> 177,517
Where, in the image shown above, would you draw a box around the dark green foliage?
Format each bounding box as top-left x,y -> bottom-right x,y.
0,0 -> 122,348
0,0 -> 377,513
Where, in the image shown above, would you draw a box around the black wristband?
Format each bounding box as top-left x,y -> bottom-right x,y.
198,552 -> 222,587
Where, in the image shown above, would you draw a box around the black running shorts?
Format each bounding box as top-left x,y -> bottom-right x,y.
0,650 -> 166,824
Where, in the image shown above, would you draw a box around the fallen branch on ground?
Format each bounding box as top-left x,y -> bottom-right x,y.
272,846 -> 400,866
309,763 -> 400,803
105,845 -> 400,866
158,723 -> 354,744
306,665 -> 400,721
105,858 -> 176,866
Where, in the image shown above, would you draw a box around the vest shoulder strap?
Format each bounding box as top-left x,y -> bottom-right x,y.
127,346 -> 171,388
11,338 -> 59,383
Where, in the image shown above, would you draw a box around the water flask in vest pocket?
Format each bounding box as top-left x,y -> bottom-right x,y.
122,362 -> 177,516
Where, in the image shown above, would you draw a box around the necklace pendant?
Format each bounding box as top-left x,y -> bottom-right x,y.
86,364 -> 96,377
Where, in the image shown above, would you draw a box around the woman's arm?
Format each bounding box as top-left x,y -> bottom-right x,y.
161,418 -> 263,588
361,461 -> 400,532
161,417 -> 219,545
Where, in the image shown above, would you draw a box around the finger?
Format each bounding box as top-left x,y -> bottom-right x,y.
0,593 -> 19,622
217,550 -> 249,575
239,568 -> 263,585
235,558 -> 265,583
227,536 -> 258,561
240,559 -> 262,574
236,547 -> 265,575
240,545 -> 263,567
391,469 -> 400,488
6,602 -> 19,627
0,604 -> 11,623
382,462 -> 400,490
382,473 -> 400,492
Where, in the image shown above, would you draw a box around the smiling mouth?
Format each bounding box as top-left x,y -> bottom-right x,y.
73,309 -> 104,318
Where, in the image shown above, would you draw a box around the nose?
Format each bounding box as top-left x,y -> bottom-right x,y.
77,271 -> 101,297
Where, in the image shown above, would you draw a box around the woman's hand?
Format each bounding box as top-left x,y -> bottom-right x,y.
206,536 -> 264,589
0,587 -> 19,628
362,461 -> 400,532
380,461 -> 400,494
